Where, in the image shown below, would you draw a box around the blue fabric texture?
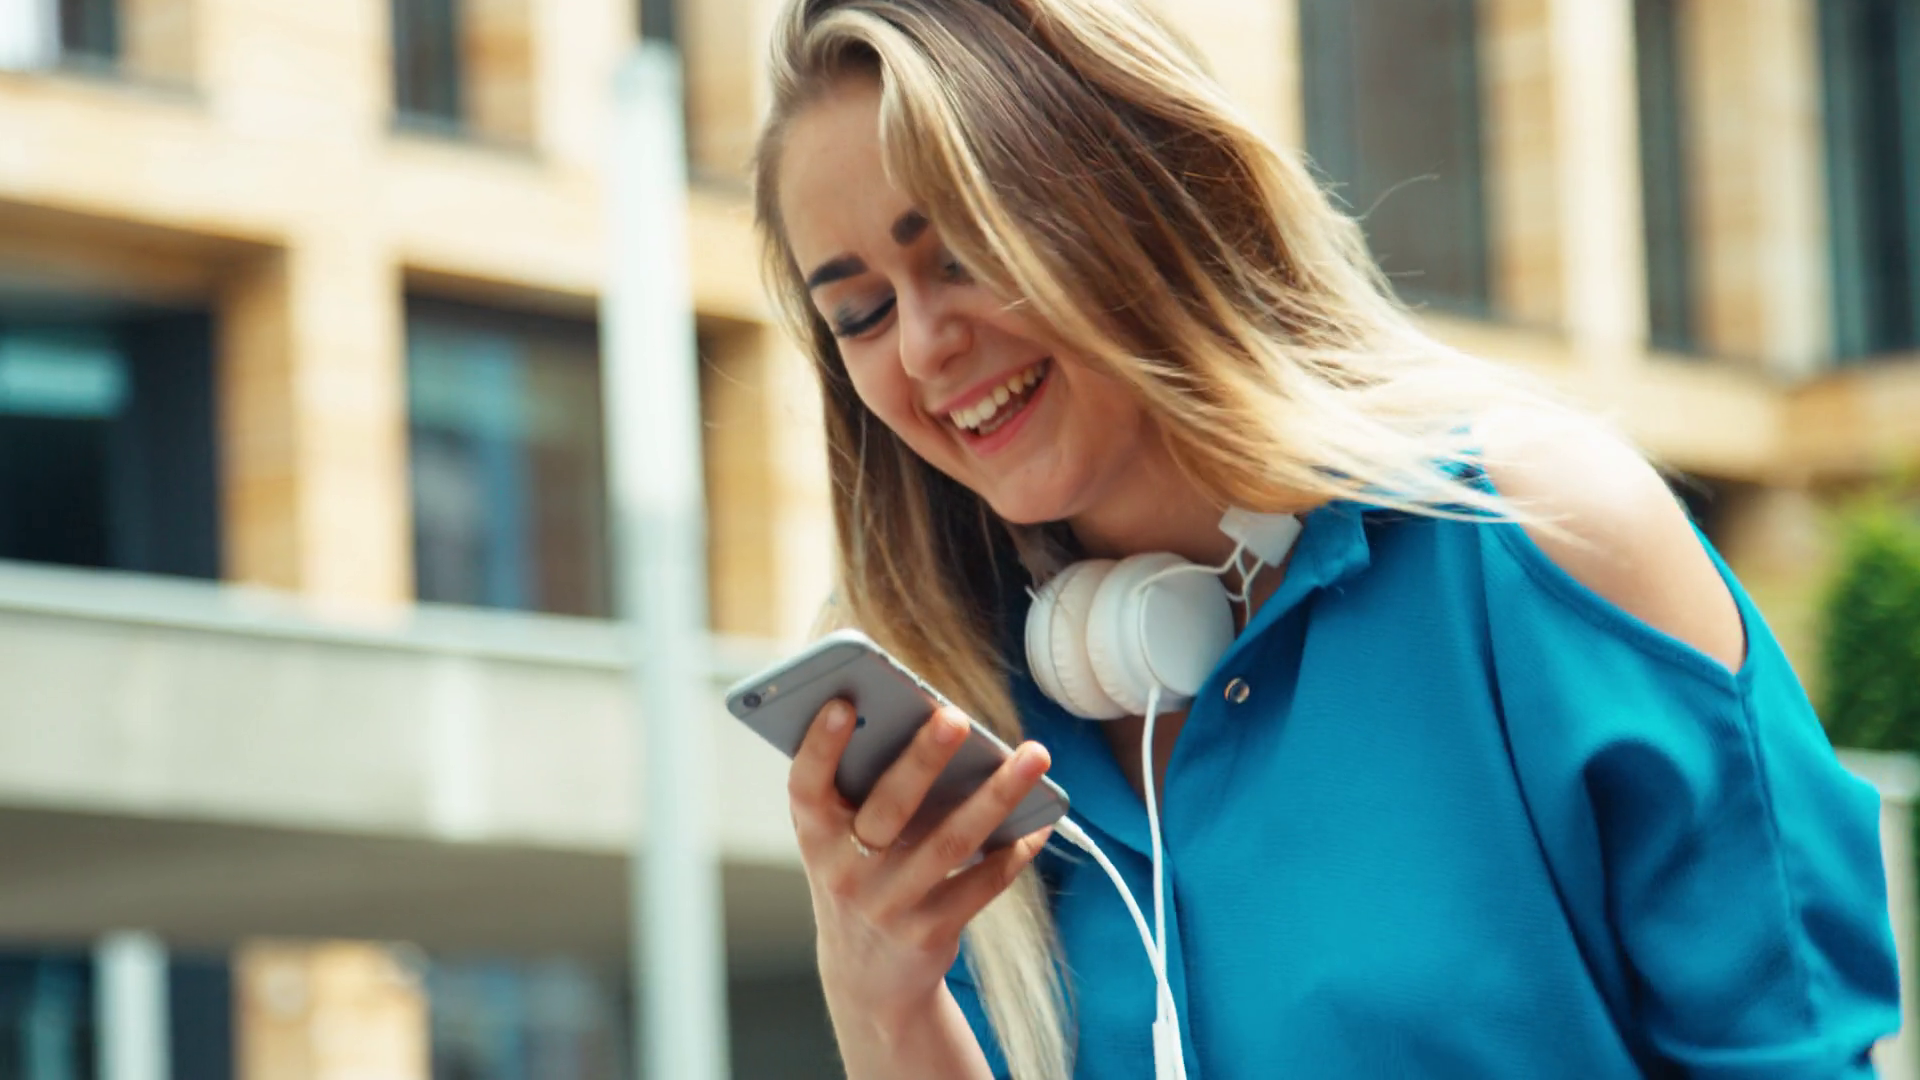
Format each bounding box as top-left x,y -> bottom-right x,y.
945,494 -> 1901,1078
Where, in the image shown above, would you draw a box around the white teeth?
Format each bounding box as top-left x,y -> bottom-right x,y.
949,360 -> 1048,431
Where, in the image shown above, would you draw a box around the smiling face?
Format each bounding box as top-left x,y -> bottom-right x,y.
775,77 -> 1158,527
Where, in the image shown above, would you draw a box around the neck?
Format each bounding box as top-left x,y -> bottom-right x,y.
1066,441 -> 1326,571
1065,444 -> 1321,633
1067,446 -> 1241,568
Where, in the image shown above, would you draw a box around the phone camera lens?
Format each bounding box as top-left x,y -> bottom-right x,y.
741,692 -> 763,710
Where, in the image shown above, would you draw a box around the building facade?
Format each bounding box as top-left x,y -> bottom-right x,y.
0,0 -> 1914,1076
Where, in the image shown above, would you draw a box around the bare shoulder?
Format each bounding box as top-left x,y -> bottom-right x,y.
1475,410 -> 1747,672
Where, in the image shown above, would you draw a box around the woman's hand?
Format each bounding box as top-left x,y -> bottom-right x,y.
787,699 -> 1054,1068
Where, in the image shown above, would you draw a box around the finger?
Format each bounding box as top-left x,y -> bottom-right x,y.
787,699 -> 858,837
895,741 -> 1051,893
921,825 -> 1054,927
850,706 -> 970,851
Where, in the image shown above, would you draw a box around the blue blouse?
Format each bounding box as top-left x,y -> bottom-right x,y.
947,495 -> 1901,1078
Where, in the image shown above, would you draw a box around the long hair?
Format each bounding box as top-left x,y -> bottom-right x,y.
752,1 -> 1569,1075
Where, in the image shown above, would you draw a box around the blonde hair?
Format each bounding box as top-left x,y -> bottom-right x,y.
753,1 -> 1569,1075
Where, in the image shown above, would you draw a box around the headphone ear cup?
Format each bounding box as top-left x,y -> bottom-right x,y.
1084,554 -> 1180,716
1024,560 -> 1127,720
1085,552 -> 1236,715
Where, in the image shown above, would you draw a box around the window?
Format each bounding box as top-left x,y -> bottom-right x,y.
393,0 -> 462,129
1299,0 -> 1492,315
427,954 -> 625,1080
1634,0 -> 1697,353
0,949 -> 95,1079
0,0 -> 117,70
0,946 -> 234,1080
0,307 -> 221,579
59,0 -> 116,62
639,0 -> 675,44
1821,0 -> 1920,360
168,953 -> 234,1080
406,297 -> 611,618
390,0 -> 535,143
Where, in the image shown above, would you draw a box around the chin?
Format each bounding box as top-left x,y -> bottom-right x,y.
979,485 -> 1075,529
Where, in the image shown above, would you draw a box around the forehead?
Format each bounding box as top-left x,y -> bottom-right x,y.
776,79 -> 916,272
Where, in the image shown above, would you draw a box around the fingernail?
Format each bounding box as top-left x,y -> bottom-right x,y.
825,703 -> 850,731
933,714 -> 964,745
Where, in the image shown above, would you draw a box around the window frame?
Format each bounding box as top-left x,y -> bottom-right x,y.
404,295 -> 612,619
58,0 -> 118,64
391,0 -> 465,134
1820,0 -> 1920,362
1633,0 -> 1698,355
1298,0 -> 1494,318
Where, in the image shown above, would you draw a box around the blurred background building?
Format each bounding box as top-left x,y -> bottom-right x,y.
0,0 -> 1913,1076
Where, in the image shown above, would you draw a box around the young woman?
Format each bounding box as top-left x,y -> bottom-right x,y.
750,0 -> 1902,1076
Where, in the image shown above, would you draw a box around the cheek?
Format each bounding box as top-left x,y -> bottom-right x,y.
1061,363 -> 1148,443
843,356 -> 923,433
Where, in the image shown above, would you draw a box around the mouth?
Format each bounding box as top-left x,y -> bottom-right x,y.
945,358 -> 1051,442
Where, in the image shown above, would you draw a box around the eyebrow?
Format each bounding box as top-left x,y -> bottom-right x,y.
805,255 -> 867,290
890,210 -> 929,246
803,210 -> 934,291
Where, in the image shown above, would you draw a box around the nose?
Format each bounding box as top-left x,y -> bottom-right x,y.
895,285 -> 972,383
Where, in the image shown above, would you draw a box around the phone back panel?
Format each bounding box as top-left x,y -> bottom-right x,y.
726,632 -> 1068,850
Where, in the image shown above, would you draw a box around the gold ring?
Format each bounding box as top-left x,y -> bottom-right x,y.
849,830 -> 880,858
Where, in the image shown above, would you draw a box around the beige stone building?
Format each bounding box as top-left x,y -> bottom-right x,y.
0,0 -> 1914,1075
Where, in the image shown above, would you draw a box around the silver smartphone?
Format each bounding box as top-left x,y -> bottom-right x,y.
724,629 -> 1070,852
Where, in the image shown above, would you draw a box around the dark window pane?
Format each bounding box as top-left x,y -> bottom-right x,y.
427,955 -> 625,1080
1300,0 -> 1491,314
0,948 -> 97,1080
1822,0 -> 1920,360
0,412 -> 113,568
1635,0 -> 1697,353
393,0 -> 463,126
639,0 -> 676,44
58,0 -> 117,61
0,310 -> 220,579
406,298 -> 611,618
169,954 -> 234,1080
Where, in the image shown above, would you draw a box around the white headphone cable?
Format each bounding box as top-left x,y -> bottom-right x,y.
1049,818 -> 1182,1080
1045,683 -> 1188,1080
1135,542 -> 1246,598
1141,682 -> 1188,1080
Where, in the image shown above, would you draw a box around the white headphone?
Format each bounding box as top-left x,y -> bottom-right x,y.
1022,508 -> 1304,721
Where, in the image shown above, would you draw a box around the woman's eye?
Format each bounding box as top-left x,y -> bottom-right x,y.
833,296 -> 896,339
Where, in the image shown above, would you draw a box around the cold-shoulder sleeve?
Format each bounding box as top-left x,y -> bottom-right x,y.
1481,519 -> 1901,1076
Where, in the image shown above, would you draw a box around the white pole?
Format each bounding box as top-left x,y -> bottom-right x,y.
0,0 -> 61,71
94,931 -> 170,1080
602,43 -> 731,1080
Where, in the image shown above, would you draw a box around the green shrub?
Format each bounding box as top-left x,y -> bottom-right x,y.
1819,499 -> 1920,751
